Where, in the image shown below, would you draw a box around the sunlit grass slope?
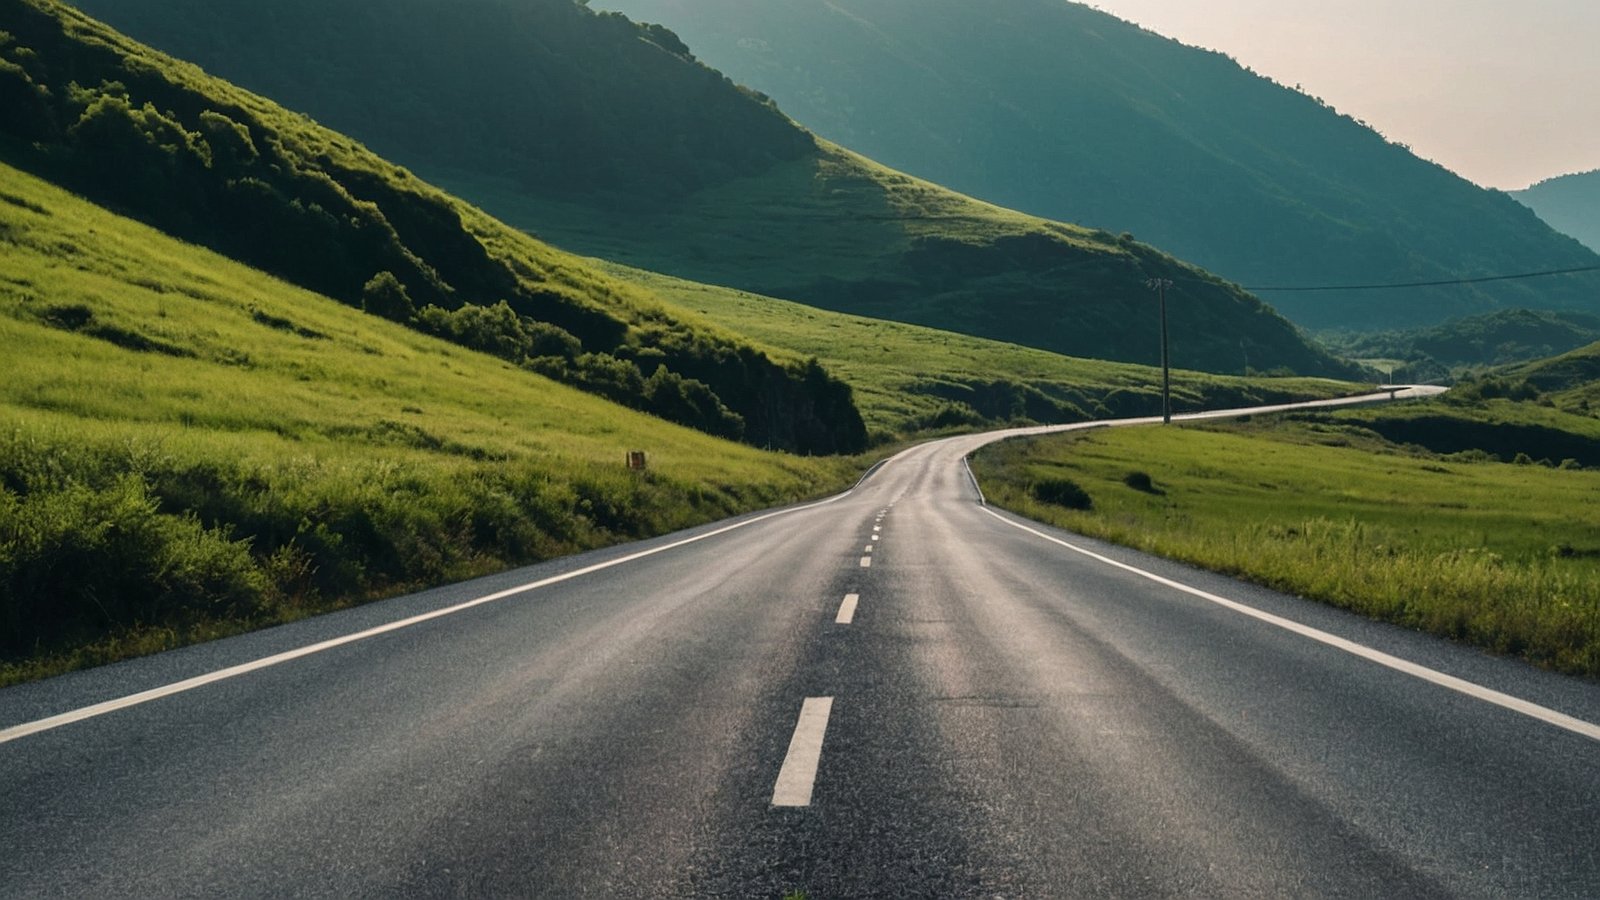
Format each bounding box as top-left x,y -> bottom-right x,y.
605,261 -> 1360,440
0,162 -> 856,684
1506,340 -> 1600,415
972,417 -> 1600,676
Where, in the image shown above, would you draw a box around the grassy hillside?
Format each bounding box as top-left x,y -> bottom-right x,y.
0,160 -> 857,684
1320,309 -> 1600,376
64,0 -> 1359,378
606,262 -> 1359,440
599,0 -> 1600,331
1499,341 -> 1600,416
1515,170 -> 1600,253
1328,397 -> 1600,469
0,0 -> 867,454
972,417 -> 1600,676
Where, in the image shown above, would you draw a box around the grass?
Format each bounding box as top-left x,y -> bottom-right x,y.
970,415 -> 1600,676
0,161 -> 858,685
600,260 -> 1362,440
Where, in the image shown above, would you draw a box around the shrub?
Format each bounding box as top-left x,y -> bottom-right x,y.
1123,470 -> 1161,493
1031,476 -> 1093,510
361,271 -> 415,322
0,476 -> 265,657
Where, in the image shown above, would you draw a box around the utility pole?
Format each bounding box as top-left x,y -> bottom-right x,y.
1146,278 -> 1173,424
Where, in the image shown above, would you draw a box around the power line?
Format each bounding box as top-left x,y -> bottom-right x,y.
1244,265 -> 1600,293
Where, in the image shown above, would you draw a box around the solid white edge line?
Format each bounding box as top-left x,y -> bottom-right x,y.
772,696 -> 834,806
0,487 -> 864,747
963,456 -> 987,505
978,506 -> 1600,743
836,593 -> 860,625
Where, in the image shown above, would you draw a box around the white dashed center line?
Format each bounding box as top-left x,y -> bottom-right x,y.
836,593 -> 859,625
772,697 -> 835,807
860,556 -> 872,568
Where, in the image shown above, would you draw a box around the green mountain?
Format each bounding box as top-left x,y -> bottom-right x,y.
594,0 -> 1600,332
1,0 -> 867,455
63,0 -> 1358,378
1515,171 -> 1600,254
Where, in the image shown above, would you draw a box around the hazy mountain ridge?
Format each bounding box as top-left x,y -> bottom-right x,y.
1514,170 -> 1600,254
596,0 -> 1600,331
66,0 -> 1359,378
1,0 -> 868,453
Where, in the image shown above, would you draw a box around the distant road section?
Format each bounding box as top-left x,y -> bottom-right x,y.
5,387 -> 1598,898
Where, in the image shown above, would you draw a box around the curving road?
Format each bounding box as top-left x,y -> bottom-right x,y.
4,388 -> 1599,898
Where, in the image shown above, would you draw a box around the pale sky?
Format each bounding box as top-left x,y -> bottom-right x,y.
1085,0 -> 1600,190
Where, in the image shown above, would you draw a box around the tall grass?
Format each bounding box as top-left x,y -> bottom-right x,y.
972,421 -> 1600,676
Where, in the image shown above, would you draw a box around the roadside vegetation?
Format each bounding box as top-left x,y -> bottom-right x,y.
0,163 -> 857,686
971,410 -> 1600,676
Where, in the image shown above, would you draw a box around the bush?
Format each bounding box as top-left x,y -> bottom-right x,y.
1123,470 -> 1161,493
361,271 -> 415,322
0,476 -> 265,658
1032,476 -> 1093,510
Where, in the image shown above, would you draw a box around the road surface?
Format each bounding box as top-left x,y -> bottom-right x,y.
4,388 -> 1598,897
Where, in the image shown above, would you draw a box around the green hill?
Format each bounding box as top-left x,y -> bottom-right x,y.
1318,342 -> 1600,469
1515,171 -> 1600,254
1321,309 -> 1600,375
1503,341 -> 1600,416
0,159 -> 855,682
596,0 -> 1600,332
1,0 -> 867,455
63,0 -> 1358,378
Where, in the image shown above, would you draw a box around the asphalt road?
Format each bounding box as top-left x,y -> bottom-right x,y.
4,389 -> 1598,898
